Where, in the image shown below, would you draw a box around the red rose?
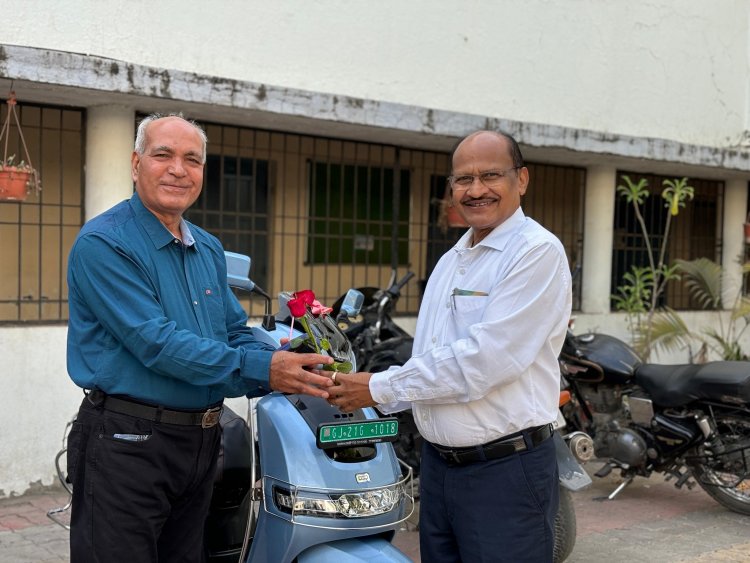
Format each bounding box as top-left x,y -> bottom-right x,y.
294,289 -> 315,305
287,297 -> 308,318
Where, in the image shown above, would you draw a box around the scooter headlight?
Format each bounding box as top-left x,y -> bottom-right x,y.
273,483 -> 403,518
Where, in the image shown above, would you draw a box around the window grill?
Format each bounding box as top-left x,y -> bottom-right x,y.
0,102 -> 84,322
307,160 -> 410,267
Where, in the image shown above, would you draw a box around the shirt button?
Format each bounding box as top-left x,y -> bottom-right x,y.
193,301 -> 198,305
459,268 -> 466,274
174,239 -> 180,244
432,336 -> 437,343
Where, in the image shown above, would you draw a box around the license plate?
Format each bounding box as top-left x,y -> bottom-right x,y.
317,418 -> 399,449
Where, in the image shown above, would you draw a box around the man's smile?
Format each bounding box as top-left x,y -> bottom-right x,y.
462,197 -> 497,208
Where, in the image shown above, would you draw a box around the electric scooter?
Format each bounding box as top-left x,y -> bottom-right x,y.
49,251 -> 414,562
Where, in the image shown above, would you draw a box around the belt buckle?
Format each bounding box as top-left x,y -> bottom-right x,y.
201,408 -> 221,428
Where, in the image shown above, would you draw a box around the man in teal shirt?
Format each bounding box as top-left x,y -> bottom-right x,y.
66,114 -> 333,563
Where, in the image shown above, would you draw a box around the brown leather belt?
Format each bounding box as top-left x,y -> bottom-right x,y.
430,424 -> 553,465
87,389 -> 222,428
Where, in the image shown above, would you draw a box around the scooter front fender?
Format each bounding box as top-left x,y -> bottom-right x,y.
297,537 -> 411,563
554,431 -> 592,491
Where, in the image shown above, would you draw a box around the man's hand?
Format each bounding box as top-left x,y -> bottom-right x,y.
269,351 -> 334,399
327,372 -> 376,412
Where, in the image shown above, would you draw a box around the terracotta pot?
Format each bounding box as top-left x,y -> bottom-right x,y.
446,203 -> 469,228
0,168 -> 31,201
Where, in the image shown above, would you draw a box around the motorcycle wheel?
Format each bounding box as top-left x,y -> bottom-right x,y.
689,414 -> 750,516
553,486 -> 576,563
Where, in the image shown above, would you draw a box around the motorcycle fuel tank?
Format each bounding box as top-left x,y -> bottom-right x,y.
568,333 -> 642,384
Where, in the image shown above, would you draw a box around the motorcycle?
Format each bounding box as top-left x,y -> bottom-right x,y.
558,326 -> 750,515
332,270 -> 590,563
49,251 -> 414,562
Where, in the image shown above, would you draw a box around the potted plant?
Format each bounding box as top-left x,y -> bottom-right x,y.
0,91 -> 42,202
0,155 -> 40,201
434,185 -> 469,233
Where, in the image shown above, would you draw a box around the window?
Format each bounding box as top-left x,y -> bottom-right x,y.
186,153 -> 270,291
307,161 -> 410,266
612,171 -> 723,310
0,103 -> 84,322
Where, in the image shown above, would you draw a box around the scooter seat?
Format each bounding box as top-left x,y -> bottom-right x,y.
635,361 -> 750,407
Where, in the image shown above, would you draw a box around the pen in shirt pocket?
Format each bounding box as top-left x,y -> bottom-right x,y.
451,287 -> 489,310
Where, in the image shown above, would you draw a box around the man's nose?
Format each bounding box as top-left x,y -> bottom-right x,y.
462,176 -> 486,195
168,158 -> 187,176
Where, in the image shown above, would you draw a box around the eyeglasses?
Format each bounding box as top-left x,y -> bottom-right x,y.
448,167 -> 521,190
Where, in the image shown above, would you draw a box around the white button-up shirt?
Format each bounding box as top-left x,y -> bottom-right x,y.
370,208 -> 572,447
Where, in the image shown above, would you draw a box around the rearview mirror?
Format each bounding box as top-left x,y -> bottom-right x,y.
224,251 -> 255,292
340,289 -> 365,317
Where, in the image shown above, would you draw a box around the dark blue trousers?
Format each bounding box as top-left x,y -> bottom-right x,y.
419,433 -> 558,563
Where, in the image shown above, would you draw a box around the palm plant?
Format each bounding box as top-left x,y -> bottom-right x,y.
613,175 -> 694,357
645,258 -> 750,361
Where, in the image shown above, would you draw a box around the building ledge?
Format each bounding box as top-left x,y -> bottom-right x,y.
1,44 -> 748,177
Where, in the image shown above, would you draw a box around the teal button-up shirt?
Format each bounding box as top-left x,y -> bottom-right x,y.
67,193 -> 275,409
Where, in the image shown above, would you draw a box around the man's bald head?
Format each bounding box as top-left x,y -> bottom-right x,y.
451,130 -> 525,171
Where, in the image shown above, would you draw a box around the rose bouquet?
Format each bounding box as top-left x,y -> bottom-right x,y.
285,289 -> 353,373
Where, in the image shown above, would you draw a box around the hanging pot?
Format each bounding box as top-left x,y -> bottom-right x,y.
0,92 -> 42,202
443,187 -> 468,229
0,168 -> 31,201
445,203 -> 468,228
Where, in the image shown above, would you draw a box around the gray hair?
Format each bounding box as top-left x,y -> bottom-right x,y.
134,113 -> 208,164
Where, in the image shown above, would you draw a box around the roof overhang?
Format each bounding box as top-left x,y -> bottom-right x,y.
1,44 -> 749,179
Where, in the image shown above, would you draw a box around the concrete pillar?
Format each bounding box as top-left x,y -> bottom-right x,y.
581,166 -> 618,313
85,105 -> 135,220
721,178 -> 748,309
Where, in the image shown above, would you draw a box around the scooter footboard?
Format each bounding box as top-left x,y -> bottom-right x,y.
297,537 -> 412,562
554,432 -> 592,491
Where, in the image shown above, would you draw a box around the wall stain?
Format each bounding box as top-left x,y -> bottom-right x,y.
256,84 -> 267,102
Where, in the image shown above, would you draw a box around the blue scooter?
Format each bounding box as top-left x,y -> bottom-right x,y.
49,251 -> 414,562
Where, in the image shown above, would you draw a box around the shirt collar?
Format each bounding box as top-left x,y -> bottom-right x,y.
129,192 -> 197,250
180,220 -> 196,247
455,207 -> 526,252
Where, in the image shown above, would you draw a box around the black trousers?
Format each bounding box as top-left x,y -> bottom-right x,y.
67,396 -> 221,563
419,433 -> 558,563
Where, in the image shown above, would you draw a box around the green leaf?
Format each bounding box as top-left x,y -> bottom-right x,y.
675,257 -> 722,310
616,175 -> 650,205
643,307 -> 697,357
661,177 -> 694,217
324,361 -> 353,373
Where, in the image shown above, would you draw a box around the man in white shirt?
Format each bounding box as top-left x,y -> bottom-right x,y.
330,130 -> 572,562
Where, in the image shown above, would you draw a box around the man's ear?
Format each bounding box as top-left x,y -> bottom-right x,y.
517,167 -> 529,196
130,152 -> 140,183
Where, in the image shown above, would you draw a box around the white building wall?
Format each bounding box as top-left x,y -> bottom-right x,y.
1,0 -> 748,147
1,1 -> 750,496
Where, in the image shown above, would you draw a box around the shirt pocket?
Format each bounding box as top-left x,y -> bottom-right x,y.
452,295 -> 488,329
203,286 -> 228,340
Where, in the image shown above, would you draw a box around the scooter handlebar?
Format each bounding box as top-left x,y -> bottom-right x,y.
388,271 -> 415,297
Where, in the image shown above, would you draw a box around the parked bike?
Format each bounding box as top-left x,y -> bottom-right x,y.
49,252 -> 414,562
332,270 -> 590,563
559,327 -> 750,515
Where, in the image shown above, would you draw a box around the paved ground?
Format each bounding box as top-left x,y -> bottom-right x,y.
2,465 -> 750,562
